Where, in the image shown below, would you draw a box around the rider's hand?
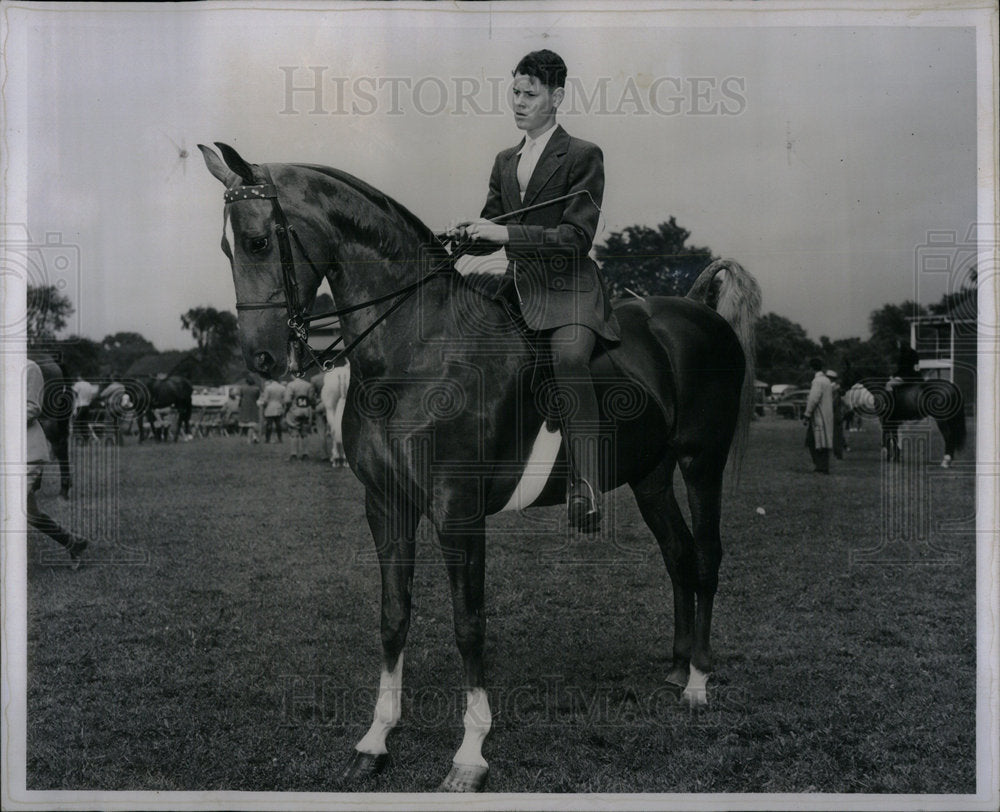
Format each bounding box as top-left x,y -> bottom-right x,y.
464,218 -> 508,244
446,220 -> 472,241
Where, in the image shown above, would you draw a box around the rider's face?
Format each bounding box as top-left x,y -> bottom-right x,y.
511,74 -> 563,138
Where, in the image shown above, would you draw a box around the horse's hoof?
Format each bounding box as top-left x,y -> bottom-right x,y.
340,750 -> 389,783
680,686 -> 708,711
941,455 -> 952,469
438,763 -> 489,792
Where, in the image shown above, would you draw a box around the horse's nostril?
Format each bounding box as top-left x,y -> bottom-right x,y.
254,352 -> 274,373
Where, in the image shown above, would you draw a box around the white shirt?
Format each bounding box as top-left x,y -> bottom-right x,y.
516,123 -> 558,200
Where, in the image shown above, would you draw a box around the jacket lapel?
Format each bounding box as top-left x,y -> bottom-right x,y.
522,125 -> 569,207
501,140 -> 523,215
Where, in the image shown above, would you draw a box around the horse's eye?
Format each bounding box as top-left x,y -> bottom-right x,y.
249,236 -> 270,253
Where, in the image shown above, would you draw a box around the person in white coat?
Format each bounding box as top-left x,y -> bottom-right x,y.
803,358 -> 835,474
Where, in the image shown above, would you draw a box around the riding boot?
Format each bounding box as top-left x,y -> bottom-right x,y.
566,424 -> 602,533
548,324 -> 602,533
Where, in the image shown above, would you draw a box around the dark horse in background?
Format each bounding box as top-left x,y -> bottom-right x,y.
202,143 -> 761,791
137,375 -> 194,442
844,378 -> 966,467
28,351 -> 73,499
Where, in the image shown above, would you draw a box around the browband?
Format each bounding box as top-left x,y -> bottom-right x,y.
224,184 -> 277,204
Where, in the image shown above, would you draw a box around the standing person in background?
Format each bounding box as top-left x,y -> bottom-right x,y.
321,358 -> 351,468
26,360 -> 89,568
284,375 -> 316,461
827,369 -> 847,457
259,377 -> 286,444
72,374 -> 98,436
237,375 -> 261,444
803,358 -> 835,474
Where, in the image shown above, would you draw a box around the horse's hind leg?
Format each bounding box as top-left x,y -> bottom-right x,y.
342,487 -> 419,784
631,457 -> 700,700
677,451 -> 727,708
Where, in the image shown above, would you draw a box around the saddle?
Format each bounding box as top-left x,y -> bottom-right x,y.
461,272 -> 674,432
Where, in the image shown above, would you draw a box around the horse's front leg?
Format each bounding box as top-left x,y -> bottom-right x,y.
437,519 -> 491,792
341,487 -> 419,784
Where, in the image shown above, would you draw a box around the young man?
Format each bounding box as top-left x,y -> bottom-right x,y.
451,49 -> 620,532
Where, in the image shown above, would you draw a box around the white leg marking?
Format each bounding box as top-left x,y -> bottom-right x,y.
941,454 -> 952,469
452,688 -> 492,768
355,653 -> 403,755
681,664 -> 709,707
500,425 -> 562,512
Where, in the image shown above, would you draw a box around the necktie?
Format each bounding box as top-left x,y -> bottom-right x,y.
517,139 -> 536,200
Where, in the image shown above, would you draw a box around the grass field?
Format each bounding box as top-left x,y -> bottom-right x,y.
24,413 -> 977,794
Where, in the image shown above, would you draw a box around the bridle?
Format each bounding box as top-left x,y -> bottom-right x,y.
224,166 -> 457,375
223,168 -> 597,375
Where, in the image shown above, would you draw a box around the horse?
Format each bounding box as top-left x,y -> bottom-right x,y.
843,379 -> 966,467
28,351 -> 73,499
137,375 -> 194,442
201,143 -> 761,792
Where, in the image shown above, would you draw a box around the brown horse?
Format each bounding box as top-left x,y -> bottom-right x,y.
201,143 -> 760,791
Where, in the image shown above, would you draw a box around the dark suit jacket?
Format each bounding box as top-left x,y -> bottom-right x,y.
470,125 -> 621,341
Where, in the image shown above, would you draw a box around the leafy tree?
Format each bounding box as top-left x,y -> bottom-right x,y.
181,306 -> 239,358
930,266 -> 977,320
26,284 -> 74,343
868,300 -> 927,358
52,336 -> 104,379
754,313 -> 822,385
101,331 -> 158,375
595,218 -> 715,298
181,306 -> 240,383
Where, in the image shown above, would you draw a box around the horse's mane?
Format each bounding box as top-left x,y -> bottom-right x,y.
293,164 -> 448,264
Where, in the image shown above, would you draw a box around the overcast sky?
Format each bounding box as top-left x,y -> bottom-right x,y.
8,2 -> 984,351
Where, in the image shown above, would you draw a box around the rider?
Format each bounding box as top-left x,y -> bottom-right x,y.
889,338 -> 922,387
450,49 -> 621,533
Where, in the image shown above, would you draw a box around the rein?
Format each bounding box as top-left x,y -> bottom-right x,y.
225,167 -> 460,373
224,173 -> 593,375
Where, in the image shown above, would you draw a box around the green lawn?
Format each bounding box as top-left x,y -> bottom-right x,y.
25,414 -> 977,794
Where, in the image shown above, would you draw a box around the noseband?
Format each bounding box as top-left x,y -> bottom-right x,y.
224,167 -> 456,374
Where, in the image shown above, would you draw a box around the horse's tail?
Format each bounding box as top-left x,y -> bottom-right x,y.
687,259 -> 762,473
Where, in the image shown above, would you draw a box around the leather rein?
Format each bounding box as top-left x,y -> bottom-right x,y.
224,166 -> 459,375
223,168 -> 594,376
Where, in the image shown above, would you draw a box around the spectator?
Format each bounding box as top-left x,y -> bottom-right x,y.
259,378 -> 286,444
237,375 -> 261,444
26,360 -> 88,568
803,358 -> 835,474
284,375 -> 316,460
827,370 -> 847,457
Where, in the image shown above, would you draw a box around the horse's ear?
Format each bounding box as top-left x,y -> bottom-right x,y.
214,142 -> 257,185
198,144 -> 238,187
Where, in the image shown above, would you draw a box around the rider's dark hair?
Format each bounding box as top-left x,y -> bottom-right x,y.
513,50 -> 567,89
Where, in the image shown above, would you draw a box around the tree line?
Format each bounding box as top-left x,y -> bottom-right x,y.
26,217 -> 976,386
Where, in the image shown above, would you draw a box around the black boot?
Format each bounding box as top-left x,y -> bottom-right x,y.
568,478 -> 601,533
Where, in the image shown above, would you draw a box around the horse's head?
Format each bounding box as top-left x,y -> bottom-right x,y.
200,143 -> 322,378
